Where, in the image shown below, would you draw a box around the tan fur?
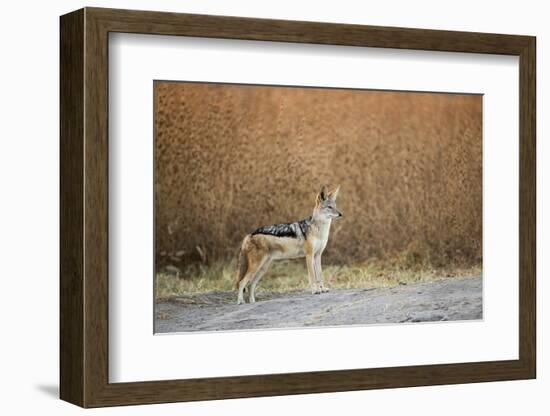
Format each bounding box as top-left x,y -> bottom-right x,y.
235,235 -> 250,290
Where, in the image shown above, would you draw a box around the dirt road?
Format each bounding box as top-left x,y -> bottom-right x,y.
155,276 -> 482,333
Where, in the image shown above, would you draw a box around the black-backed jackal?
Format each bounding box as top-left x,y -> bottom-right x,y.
235,185 -> 342,304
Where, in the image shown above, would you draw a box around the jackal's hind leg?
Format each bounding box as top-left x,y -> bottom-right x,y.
237,266 -> 255,305
237,274 -> 252,305
237,250 -> 269,305
249,257 -> 272,303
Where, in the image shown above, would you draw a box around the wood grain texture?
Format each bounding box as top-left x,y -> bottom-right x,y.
89,7 -> 532,54
519,38 -> 536,375
83,10 -> 110,406
59,7 -> 537,408
59,8 -> 84,406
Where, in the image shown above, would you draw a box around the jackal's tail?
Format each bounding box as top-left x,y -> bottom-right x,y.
234,235 -> 250,291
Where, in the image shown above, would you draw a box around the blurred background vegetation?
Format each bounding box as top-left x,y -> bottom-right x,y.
154,81 -> 482,296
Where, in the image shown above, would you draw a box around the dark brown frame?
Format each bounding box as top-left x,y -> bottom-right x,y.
60,7 -> 536,408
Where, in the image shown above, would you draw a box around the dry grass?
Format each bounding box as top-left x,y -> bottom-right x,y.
155,82 -> 482,274
155,259 -> 481,300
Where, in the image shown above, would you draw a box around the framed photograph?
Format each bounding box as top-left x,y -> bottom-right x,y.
60,7 -> 536,408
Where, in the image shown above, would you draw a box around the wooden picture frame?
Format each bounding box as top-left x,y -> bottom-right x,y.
60,7 -> 536,408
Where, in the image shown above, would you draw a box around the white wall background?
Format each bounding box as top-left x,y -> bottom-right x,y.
0,0 -> 545,414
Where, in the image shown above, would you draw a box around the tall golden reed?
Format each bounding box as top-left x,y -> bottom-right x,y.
155,82 -> 482,270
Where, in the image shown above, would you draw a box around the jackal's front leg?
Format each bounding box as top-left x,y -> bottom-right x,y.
306,253 -> 320,294
314,254 -> 329,293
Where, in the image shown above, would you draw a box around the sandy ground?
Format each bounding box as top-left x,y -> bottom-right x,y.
155,276 -> 482,333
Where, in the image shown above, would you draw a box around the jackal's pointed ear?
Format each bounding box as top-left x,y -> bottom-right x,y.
328,185 -> 340,200
316,185 -> 328,205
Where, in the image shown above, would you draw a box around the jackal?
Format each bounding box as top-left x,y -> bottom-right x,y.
235,185 -> 342,304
